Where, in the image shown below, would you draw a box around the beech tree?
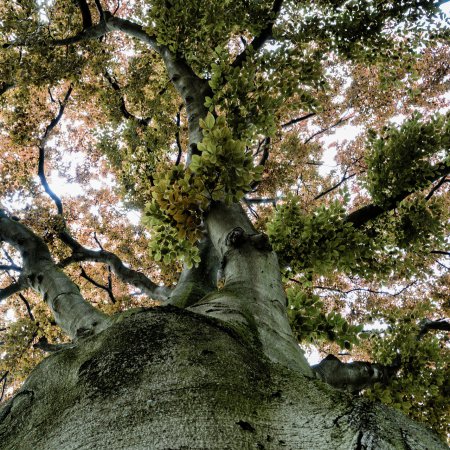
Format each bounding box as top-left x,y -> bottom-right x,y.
0,0 -> 449,448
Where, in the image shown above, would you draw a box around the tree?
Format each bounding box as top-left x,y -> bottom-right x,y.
0,0 -> 449,448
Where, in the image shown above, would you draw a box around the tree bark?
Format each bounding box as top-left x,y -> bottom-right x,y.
0,307 -> 446,449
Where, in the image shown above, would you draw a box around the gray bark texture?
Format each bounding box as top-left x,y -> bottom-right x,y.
0,307 -> 446,450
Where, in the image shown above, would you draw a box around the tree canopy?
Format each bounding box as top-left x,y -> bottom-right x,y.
0,0 -> 449,442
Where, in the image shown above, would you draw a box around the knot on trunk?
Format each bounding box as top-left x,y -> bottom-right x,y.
225,227 -> 272,251
225,227 -> 246,247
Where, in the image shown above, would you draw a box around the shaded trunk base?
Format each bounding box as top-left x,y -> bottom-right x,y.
0,307 -> 445,449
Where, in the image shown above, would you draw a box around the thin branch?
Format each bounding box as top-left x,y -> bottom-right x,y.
80,265 -> 116,304
257,137 -> 271,167
18,293 -> 34,321
0,371 -> 9,402
94,0 -> 104,18
304,114 -> 352,145
38,85 -> 73,216
0,265 -> 21,272
430,250 -> 450,257
75,0 -> 93,29
1,252 -> 34,320
425,176 -> 449,201
312,282 -> 415,297
175,105 -> 183,165
314,172 -> 356,201
281,112 -> 316,129
231,0 -> 284,68
250,138 -> 270,191
103,71 -> 133,120
103,71 -> 168,126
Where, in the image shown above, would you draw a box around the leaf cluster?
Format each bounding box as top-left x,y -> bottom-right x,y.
267,196 -> 375,277
143,113 -> 262,267
288,287 -> 362,349
365,305 -> 449,439
365,113 -> 450,207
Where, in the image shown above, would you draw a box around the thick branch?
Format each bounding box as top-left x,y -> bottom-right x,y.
44,12 -> 209,158
0,211 -> 109,339
346,159 -> 450,228
313,354 -> 399,393
417,318 -> 450,339
34,336 -> 76,353
0,280 -> 26,301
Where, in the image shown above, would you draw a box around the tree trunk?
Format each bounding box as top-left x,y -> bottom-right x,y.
0,307 -> 446,450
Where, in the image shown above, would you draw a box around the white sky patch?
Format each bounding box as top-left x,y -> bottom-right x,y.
364,320 -> 388,332
4,309 -> 16,323
45,172 -> 85,197
318,123 -> 363,177
127,210 -> 142,226
303,345 -> 322,365
441,3 -> 450,15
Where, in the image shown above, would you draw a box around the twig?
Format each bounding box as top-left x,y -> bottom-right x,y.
93,232 -> 105,250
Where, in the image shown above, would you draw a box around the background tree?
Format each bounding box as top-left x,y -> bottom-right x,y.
0,0 -> 449,448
